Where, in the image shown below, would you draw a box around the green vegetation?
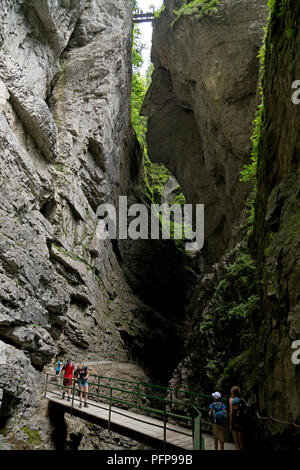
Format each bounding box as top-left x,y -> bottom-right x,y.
131,2 -> 191,249
144,153 -> 171,203
131,4 -> 150,146
154,4 -> 165,18
22,427 -> 41,445
240,8 -> 268,186
186,240 -> 260,386
55,163 -> 72,174
240,0 -> 288,188
268,0 -> 287,17
172,0 -> 220,27
239,1 -> 274,232
240,103 -> 263,184
170,185 -> 186,206
59,61 -> 66,73
209,246 -> 259,342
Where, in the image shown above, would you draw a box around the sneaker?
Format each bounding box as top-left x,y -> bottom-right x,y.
84,403 -> 89,408
79,402 -> 82,408
67,396 -> 70,401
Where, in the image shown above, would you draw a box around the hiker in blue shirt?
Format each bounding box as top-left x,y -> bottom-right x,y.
209,391 -> 227,450
55,358 -> 63,378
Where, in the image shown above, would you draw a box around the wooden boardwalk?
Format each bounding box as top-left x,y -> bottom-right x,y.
46,391 -> 235,450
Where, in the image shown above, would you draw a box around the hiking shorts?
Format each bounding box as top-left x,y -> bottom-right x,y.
63,378 -> 72,387
213,423 -> 225,442
78,379 -> 88,388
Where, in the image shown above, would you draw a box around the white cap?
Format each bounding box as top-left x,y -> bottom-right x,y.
212,391 -> 221,399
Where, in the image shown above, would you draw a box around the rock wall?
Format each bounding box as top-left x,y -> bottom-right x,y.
250,0 -> 300,449
0,0 -> 133,445
60,415 -> 156,451
143,0 -> 267,265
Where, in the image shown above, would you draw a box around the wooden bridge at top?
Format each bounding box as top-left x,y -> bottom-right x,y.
44,370 -> 235,451
133,12 -> 155,23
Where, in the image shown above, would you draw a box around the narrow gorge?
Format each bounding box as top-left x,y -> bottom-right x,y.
0,0 -> 299,452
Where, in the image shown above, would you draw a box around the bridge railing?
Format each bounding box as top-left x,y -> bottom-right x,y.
90,374 -> 225,433
73,350 -> 150,371
44,372 -> 205,450
133,12 -> 155,23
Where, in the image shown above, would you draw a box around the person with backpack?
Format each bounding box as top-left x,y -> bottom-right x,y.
60,359 -> 74,401
55,358 -> 63,378
74,363 -> 90,408
229,385 -> 247,450
209,391 -> 227,450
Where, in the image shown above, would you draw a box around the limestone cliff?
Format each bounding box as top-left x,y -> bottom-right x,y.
0,0 -> 136,446
144,0 -> 267,265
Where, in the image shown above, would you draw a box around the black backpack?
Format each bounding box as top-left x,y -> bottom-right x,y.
232,398 -> 248,425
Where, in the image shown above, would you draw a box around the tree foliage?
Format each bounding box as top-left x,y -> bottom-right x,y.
131,2 -> 148,146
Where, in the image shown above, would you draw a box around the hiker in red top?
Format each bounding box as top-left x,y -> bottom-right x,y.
60,359 -> 74,401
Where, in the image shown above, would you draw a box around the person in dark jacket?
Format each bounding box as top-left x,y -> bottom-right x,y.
229,385 -> 247,450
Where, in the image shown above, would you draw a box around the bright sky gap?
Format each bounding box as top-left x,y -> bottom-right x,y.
136,0 -> 163,75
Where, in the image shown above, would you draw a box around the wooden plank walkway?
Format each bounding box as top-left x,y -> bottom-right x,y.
46,391 -> 235,450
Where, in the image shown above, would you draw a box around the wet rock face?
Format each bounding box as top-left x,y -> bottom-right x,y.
0,0 -> 87,99
252,0 -> 300,447
0,340 -> 47,448
144,0 -> 267,265
63,415 -> 155,450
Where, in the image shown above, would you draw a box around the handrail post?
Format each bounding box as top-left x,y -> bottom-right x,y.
200,417 -> 204,450
163,399 -> 167,451
108,387 -> 113,432
192,409 -> 195,445
71,378 -> 75,416
44,373 -> 48,397
97,375 -> 101,394
192,408 -> 203,450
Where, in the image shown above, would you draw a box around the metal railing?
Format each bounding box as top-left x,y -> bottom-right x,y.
72,350 -> 149,371
133,12 -> 155,23
44,372 -> 205,450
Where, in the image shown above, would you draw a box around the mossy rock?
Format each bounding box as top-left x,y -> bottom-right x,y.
21,427 -> 41,445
